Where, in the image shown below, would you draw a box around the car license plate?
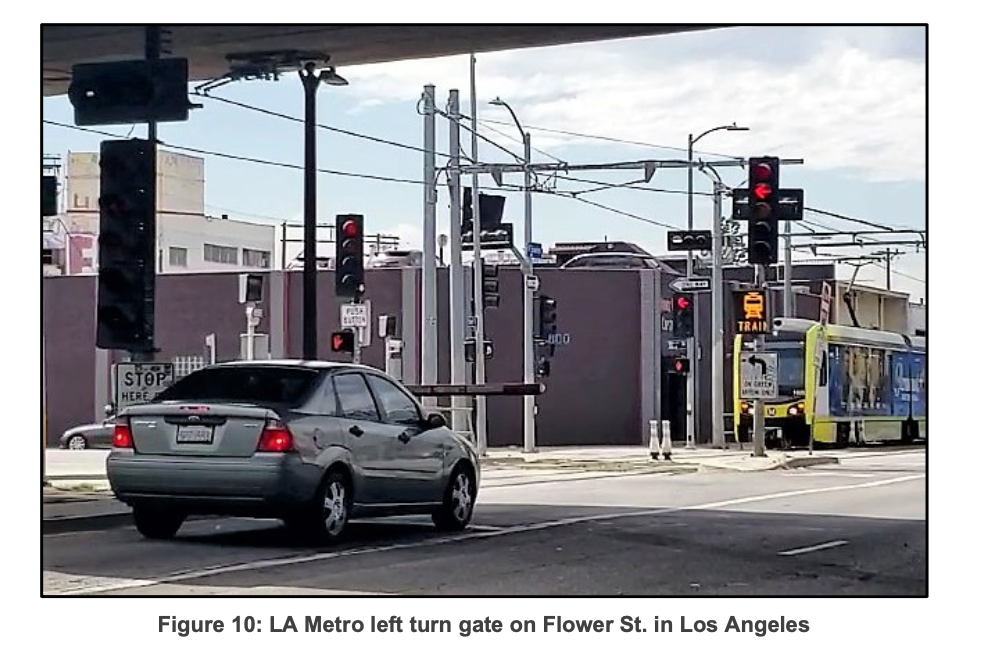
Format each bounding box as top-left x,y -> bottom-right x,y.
176,425 -> 213,444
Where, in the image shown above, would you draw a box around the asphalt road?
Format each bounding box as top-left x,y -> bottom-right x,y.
43,447 -> 926,596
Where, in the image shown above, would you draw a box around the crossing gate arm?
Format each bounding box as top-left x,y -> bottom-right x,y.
405,382 -> 546,397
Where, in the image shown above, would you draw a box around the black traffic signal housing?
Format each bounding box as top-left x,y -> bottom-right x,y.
335,214 -> 365,299
671,357 -> 691,374
482,261 -> 500,308
68,58 -> 193,127
330,329 -> 356,354
95,139 -> 156,352
672,294 -> 694,339
537,295 -> 558,342
42,175 -> 58,216
747,156 -> 780,265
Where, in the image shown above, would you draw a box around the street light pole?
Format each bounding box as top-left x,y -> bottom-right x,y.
686,123 -> 748,449
490,97 -> 536,453
300,63 -> 320,360
299,62 -> 348,360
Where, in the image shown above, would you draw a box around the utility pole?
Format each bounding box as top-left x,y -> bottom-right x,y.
421,85 -> 438,394
447,89 -> 468,433
469,55 -> 489,455
873,248 -> 902,291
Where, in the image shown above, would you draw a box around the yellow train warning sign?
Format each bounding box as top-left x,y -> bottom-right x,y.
733,290 -> 771,334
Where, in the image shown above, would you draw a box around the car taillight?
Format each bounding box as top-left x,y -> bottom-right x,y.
257,419 -> 294,452
112,420 -> 133,448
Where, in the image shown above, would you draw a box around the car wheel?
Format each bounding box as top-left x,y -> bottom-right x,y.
432,465 -> 476,532
66,435 -> 87,451
291,470 -> 351,543
132,505 -> 185,540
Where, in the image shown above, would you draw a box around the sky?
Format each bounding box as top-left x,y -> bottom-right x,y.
40,25 -> 927,301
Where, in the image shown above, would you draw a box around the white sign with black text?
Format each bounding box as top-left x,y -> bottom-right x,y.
740,352 -> 778,399
114,362 -> 175,410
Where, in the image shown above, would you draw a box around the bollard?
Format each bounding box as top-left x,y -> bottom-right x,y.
649,420 -> 660,460
661,420 -> 673,461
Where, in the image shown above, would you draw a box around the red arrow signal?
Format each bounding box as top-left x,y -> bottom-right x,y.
752,182 -> 772,200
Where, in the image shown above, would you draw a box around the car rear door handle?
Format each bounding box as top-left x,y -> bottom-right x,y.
349,425 -> 364,437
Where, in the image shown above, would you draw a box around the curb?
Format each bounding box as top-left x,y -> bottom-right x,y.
779,455 -> 840,469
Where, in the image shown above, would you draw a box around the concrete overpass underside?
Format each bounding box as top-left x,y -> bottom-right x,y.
43,24 -> 730,96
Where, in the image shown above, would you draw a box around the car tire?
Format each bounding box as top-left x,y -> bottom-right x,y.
66,435 -> 87,451
133,505 -> 185,540
291,470 -> 351,544
432,465 -> 476,532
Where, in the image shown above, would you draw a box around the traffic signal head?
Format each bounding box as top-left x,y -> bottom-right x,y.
68,58 -> 193,127
537,295 -> 558,340
672,357 -> 690,374
42,175 -> 58,216
482,262 -> 500,308
672,294 -> 694,339
335,214 -> 365,299
330,329 -> 356,354
747,156 -> 780,265
95,139 -> 156,352
238,273 -> 264,304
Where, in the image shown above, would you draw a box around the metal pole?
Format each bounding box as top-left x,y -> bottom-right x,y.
885,251 -> 893,290
448,90 -> 468,433
134,24 -> 161,365
300,63 -> 320,360
783,219 -> 793,316
245,304 -> 255,360
752,264 -> 767,457
280,222 -> 287,270
469,54 -> 488,456
522,132 -> 536,454
684,134 -> 696,448
710,182 -> 725,449
42,317 -> 47,486
421,85 -> 438,390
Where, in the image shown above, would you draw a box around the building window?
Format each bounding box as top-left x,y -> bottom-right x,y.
243,248 -> 271,269
169,246 -> 188,267
204,243 -> 238,265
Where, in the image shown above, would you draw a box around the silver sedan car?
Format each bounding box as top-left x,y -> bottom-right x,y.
107,360 -> 480,543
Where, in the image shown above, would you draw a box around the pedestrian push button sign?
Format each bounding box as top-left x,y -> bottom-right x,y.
733,290 -> 771,334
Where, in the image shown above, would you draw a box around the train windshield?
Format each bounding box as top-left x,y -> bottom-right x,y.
762,340 -> 806,397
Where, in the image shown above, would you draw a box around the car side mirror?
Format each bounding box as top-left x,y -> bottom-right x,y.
103,404 -> 115,416
426,412 -> 447,429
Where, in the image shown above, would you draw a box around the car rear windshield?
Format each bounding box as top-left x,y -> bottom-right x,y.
154,366 -> 321,406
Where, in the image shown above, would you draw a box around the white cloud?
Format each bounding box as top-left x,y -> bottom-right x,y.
338,30 -> 925,183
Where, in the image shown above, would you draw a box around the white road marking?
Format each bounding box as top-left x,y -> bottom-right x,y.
778,540 -> 848,556
49,473 -> 924,596
782,471 -> 877,478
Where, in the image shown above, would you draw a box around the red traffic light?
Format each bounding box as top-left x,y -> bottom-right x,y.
752,182 -> 773,201
675,295 -> 691,311
341,220 -> 359,238
672,357 -> 690,373
752,161 -> 773,182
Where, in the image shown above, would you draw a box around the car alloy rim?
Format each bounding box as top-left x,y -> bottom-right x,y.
323,481 -> 347,536
451,472 -> 473,521
68,437 -> 85,450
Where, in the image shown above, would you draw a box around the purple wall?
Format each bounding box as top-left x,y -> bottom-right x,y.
42,267 -> 647,447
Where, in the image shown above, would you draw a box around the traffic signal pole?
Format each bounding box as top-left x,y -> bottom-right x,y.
133,24 -> 162,365
752,264 -> 767,458
522,132 -> 536,454
684,134 -> 698,449
710,179 -> 726,448
447,90 -> 469,434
